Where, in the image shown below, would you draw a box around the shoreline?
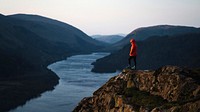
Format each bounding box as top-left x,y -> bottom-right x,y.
1,69 -> 59,112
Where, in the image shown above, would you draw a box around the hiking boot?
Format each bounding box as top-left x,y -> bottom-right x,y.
131,66 -> 135,70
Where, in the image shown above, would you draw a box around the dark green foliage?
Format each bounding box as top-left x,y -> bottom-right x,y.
124,87 -> 167,109
159,102 -> 179,110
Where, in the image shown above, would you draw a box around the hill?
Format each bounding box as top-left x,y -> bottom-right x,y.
74,66 -> 200,112
0,14 -> 103,112
9,14 -> 104,50
92,35 -> 125,44
104,25 -> 200,51
92,32 -> 200,73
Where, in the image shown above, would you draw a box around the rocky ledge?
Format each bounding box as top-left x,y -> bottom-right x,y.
73,66 -> 200,112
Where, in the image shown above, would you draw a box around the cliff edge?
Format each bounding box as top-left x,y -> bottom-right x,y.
73,66 -> 200,112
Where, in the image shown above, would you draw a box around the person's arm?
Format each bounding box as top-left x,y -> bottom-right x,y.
130,45 -> 134,55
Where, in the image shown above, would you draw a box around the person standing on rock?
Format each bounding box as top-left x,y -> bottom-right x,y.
128,38 -> 137,69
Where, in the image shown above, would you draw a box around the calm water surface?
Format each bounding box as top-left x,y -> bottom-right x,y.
10,53 -> 119,112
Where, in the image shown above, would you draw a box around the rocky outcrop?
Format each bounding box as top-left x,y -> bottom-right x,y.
73,66 -> 200,112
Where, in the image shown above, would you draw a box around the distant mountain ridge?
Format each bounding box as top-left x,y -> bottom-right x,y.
92,35 -> 125,44
104,25 -> 200,51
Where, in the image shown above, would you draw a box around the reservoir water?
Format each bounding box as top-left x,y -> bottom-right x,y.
10,53 -> 119,112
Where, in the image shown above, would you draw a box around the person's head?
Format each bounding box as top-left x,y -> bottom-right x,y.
130,38 -> 135,43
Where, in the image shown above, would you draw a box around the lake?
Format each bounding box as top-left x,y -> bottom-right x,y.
10,53 -> 119,112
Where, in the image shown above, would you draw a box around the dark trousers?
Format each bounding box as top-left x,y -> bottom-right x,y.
128,56 -> 136,68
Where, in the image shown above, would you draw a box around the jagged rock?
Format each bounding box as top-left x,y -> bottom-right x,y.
73,66 -> 200,112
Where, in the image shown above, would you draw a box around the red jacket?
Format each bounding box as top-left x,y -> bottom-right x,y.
129,40 -> 137,56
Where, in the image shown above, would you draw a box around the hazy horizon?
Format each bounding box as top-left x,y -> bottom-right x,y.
1,0 -> 200,35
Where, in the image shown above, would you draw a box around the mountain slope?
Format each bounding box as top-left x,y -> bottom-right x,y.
105,25 -> 200,51
92,32 -> 200,73
74,66 -> 200,112
0,14 -> 61,112
9,14 -> 104,50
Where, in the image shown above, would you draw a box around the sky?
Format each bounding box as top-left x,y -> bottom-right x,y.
0,0 -> 200,35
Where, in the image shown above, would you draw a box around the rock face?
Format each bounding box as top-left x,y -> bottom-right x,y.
73,66 -> 200,112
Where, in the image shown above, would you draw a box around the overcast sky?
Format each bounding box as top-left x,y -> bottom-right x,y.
0,0 -> 200,35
